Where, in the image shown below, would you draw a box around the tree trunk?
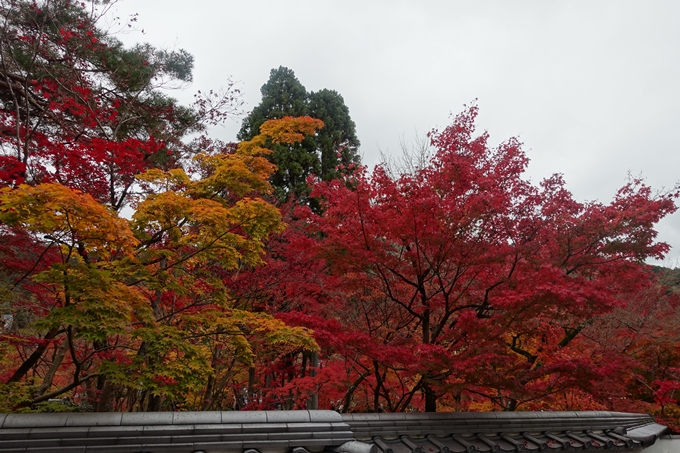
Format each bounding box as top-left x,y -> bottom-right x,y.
423,381 -> 437,412
6,327 -> 60,384
96,379 -> 117,412
306,351 -> 319,410
32,339 -> 68,397
505,398 -> 518,411
148,394 -> 162,411
202,375 -> 215,410
247,366 -> 256,397
422,306 -> 437,412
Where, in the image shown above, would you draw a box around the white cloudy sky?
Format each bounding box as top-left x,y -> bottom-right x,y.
109,1 -> 680,265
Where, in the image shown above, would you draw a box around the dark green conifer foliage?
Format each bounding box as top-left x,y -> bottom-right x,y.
308,89 -> 360,181
239,67 -> 360,201
238,67 -> 308,138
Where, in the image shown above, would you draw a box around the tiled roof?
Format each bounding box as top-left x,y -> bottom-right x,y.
0,410 -> 668,453
0,411 -> 352,453
341,412 -> 667,453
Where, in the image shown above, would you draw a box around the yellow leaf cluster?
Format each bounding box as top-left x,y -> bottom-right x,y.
258,116 -> 324,145
0,183 -> 137,258
182,308 -> 318,367
236,116 -> 324,156
192,153 -> 275,198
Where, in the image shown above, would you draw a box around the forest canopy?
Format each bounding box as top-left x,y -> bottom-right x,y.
0,0 -> 678,431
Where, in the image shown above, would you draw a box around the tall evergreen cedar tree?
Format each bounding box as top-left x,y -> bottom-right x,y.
0,2 -> 678,429
238,66 -> 361,201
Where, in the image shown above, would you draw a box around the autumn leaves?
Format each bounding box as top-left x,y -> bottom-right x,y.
0,117 -> 321,411
1,0 -> 678,418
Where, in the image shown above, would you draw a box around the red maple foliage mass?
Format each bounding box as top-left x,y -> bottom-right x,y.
232,106 -> 678,420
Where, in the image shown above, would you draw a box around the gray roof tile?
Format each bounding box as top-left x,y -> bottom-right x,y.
0,428 -> 33,440
224,411 -> 267,423
27,426 -> 89,439
2,413 -> 68,428
289,422 -> 333,432
245,422 -> 288,433
82,444 -> 149,452
0,438 -> 60,449
244,439 -> 291,449
267,411 -> 311,423
143,424 -> 193,436
269,431 -> 318,441
173,410 -> 222,424
87,425 -> 143,437
309,411 -> 344,422
65,412 -> 122,427
228,432 -> 269,442
58,436 -> 113,447
626,423 -> 668,446
32,448 -> 87,453
0,410 -> 667,453
472,413 -> 499,420
187,433 -> 222,443
120,412 -> 173,425
193,422 -> 242,434
193,440 -> 244,450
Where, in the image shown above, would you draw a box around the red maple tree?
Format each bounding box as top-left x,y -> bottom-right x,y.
240,105 -> 678,413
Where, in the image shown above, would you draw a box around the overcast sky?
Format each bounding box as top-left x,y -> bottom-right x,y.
109,1 -> 680,266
